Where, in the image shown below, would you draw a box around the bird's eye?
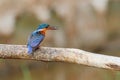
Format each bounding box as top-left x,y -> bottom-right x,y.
46,25 -> 49,28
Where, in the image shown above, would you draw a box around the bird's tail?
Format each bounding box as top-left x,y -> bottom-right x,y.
27,45 -> 33,54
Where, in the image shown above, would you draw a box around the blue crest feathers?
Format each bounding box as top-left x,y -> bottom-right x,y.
37,23 -> 49,30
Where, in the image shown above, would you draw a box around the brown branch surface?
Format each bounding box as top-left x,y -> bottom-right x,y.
0,44 -> 120,71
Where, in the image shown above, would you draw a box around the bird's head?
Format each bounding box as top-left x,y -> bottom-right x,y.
37,23 -> 57,35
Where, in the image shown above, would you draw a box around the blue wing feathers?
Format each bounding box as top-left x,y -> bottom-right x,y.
27,45 -> 33,54
27,30 -> 44,54
28,31 -> 44,48
30,34 -> 44,47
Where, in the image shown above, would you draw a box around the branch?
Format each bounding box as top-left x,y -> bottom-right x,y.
0,44 -> 120,71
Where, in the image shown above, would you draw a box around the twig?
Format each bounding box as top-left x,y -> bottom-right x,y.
0,44 -> 120,71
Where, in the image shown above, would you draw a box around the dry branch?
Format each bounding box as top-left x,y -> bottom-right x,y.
0,44 -> 120,71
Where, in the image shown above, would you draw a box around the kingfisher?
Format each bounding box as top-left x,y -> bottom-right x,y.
27,23 -> 57,54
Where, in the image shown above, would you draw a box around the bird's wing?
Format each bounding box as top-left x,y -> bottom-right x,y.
28,32 -> 44,48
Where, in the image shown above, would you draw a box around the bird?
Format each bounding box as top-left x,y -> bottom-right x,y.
27,23 -> 57,54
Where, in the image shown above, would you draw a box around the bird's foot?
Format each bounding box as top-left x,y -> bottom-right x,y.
35,46 -> 41,51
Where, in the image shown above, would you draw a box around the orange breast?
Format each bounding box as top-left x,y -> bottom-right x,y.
41,31 -> 45,35
40,28 -> 47,35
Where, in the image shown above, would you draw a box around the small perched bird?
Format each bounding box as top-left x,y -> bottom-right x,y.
27,23 -> 57,54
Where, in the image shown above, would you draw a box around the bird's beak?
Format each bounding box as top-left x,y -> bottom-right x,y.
47,26 -> 57,30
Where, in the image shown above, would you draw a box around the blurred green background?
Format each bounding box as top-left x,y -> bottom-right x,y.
0,0 -> 120,80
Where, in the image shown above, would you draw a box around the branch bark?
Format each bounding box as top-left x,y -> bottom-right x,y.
0,44 -> 120,71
